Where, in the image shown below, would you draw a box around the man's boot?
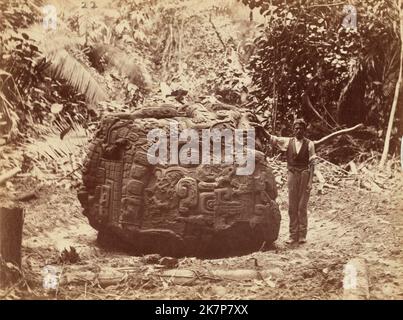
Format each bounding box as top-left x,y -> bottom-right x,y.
285,238 -> 298,245
299,237 -> 307,244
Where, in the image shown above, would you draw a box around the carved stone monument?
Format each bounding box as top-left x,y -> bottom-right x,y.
78,102 -> 281,257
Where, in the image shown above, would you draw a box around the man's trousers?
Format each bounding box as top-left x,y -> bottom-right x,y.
287,168 -> 311,240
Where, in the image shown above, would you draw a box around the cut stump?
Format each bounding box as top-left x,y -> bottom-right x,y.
0,206 -> 24,288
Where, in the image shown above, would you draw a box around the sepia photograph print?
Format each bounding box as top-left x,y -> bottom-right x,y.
0,0 -> 402,303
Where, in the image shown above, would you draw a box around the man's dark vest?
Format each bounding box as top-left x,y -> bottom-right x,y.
286,138 -> 310,171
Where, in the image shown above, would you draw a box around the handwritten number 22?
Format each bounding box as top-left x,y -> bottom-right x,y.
81,1 -> 97,9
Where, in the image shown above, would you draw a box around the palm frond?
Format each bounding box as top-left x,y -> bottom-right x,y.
0,90 -> 20,140
25,122 -> 88,177
26,25 -> 108,103
46,48 -> 107,103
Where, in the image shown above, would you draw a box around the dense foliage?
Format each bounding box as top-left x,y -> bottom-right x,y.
0,0 -> 246,141
0,0 -> 95,140
241,0 -> 401,154
0,0 -> 401,160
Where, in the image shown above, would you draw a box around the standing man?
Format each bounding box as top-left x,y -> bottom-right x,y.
268,119 -> 316,244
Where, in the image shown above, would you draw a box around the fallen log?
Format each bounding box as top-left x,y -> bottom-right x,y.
14,190 -> 38,202
50,266 -> 284,288
160,268 -> 284,285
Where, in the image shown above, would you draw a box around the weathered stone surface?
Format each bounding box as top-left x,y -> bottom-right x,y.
78,103 -> 281,257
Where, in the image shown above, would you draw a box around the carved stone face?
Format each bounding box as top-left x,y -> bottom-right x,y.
78,103 -> 280,258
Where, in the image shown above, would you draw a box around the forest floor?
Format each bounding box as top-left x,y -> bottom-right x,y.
0,144 -> 402,300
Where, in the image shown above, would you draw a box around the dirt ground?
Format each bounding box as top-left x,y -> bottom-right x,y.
1,146 -> 402,300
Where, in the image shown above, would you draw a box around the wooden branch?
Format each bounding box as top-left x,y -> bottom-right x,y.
308,2 -> 344,9
336,64 -> 359,122
313,123 -> 363,148
114,105 -> 185,119
178,19 -> 184,76
315,156 -> 350,174
209,14 -> 226,50
0,167 -> 21,185
303,94 -> 333,130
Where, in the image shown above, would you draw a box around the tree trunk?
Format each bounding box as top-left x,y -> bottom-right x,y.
0,206 -> 24,288
380,0 -> 403,167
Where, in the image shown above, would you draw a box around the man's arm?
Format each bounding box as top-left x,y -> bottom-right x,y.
307,141 -> 316,190
268,135 -> 290,152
